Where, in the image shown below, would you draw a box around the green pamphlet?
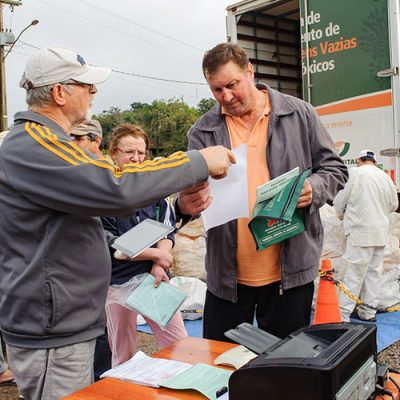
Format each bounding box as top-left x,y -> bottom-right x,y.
161,363 -> 231,400
125,274 -> 187,328
249,168 -> 311,251
252,167 -> 299,217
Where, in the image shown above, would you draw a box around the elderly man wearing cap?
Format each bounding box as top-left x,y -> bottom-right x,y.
0,47 -> 235,399
334,149 -> 398,322
71,119 -> 104,158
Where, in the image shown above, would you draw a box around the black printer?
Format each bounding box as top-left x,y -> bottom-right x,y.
227,323 -> 376,400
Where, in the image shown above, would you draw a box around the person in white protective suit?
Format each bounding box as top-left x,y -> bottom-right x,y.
334,149 -> 398,322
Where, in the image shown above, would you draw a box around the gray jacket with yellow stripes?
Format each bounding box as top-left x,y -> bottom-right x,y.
0,111 -> 208,349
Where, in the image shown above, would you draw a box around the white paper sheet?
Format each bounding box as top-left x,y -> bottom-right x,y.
100,350 -> 192,387
201,144 -> 249,231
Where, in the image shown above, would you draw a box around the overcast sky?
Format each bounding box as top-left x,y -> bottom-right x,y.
3,0 -> 235,122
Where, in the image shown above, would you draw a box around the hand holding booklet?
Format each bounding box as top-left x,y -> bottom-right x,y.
125,274 -> 187,328
249,167 -> 311,251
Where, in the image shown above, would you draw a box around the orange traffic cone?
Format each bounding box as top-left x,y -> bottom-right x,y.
384,371 -> 400,400
313,259 -> 342,325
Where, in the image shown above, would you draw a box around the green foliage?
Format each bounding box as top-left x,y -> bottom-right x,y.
95,107 -> 126,145
94,97 -> 216,156
137,99 -> 199,157
196,98 -> 217,115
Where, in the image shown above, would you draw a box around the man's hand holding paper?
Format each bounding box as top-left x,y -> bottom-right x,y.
178,181 -> 212,215
200,144 -> 249,231
199,145 -> 236,179
178,145 -> 247,231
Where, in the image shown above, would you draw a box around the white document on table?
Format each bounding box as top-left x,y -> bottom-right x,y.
100,350 -> 192,387
100,351 -> 232,400
201,144 -> 249,231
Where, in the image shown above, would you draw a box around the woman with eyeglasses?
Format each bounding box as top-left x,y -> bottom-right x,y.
101,124 -> 187,368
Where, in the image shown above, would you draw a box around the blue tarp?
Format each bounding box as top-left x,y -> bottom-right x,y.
351,311 -> 400,352
138,318 -> 203,337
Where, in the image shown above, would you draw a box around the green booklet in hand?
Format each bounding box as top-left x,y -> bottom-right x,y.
249,168 -> 311,251
125,274 -> 187,328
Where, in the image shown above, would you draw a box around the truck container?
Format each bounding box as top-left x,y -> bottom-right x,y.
226,0 -> 400,187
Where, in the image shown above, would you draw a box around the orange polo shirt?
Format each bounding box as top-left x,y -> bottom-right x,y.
224,92 -> 281,286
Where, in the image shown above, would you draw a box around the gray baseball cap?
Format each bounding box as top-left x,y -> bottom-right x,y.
71,120 -> 103,138
20,47 -> 111,89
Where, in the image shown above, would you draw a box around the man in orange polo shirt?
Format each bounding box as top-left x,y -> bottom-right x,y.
177,43 -> 348,341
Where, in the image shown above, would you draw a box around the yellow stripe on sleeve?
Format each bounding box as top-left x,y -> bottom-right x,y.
122,158 -> 189,173
26,122 -> 191,177
26,123 -> 80,166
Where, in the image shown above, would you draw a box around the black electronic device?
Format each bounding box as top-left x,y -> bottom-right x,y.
227,323 -> 376,400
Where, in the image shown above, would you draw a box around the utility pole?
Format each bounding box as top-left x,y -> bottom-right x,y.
0,0 -> 22,132
0,2 -> 7,132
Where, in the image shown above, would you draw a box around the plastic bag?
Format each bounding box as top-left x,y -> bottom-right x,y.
105,273 -> 149,367
170,276 -> 206,320
320,204 -> 346,258
377,265 -> 400,309
105,273 -> 148,308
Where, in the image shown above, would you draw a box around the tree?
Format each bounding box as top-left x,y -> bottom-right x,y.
94,98 -> 198,156
196,98 -> 217,115
95,107 -> 125,144
130,102 -> 148,112
136,99 -> 198,157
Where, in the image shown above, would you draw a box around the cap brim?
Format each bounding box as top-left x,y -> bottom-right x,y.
70,132 -> 86,136
73,65 -> 111,85
71,127 -> 102,137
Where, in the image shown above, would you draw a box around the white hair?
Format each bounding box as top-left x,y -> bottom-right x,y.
22,75 -> 75,107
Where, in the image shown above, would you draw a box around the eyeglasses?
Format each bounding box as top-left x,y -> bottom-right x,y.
69,82 -> 94,90
116,148 -> 147,158
59,81 -> 95,91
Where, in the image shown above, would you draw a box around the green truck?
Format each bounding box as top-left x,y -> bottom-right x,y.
226,0 -> 399,187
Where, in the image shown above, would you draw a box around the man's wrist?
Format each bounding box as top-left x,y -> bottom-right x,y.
175,196 -> 193,223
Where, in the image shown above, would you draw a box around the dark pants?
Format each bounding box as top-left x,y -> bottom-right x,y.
203,281 -> 314,341
94,333 -> 112,381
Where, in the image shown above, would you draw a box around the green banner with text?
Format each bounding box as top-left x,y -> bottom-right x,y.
300,0 -> 390,106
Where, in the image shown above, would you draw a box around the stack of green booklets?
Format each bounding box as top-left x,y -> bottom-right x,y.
249,167 -> 311,251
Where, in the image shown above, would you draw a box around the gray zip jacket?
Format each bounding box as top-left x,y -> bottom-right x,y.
0,111 -> 208,348
188,84 -> 348,302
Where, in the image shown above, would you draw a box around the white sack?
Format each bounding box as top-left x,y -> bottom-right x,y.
170,276 -> 206,320
320,204 -> 346,259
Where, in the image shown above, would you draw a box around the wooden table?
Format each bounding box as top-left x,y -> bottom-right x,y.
64,337 -> 237,400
